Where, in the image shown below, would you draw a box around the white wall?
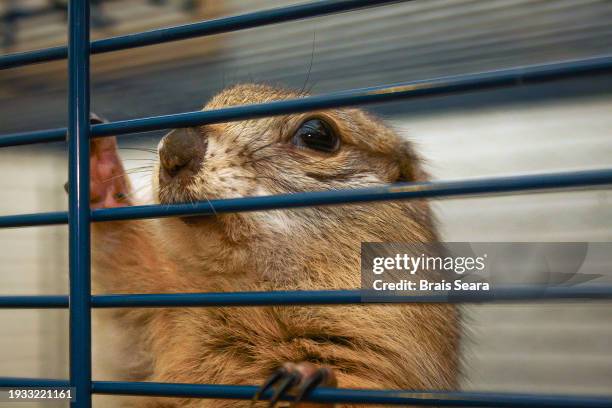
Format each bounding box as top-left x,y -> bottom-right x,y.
0,148 -> 69,408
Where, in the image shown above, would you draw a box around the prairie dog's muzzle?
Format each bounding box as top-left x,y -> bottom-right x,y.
159,127 -> 207,181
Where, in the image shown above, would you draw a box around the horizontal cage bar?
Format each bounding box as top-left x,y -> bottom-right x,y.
0,168 -> 611,228
90,381 -> 612,407
0,211 -> 67,226
0,378 -> 70,388
0,378 -> 611,407
0,0 -> 409,69
1,55 -> 612,148
0,295 -> 68,308
2,286 -> 612,309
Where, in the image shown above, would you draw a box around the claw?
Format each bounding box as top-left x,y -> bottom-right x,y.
290,369 -> 325,408
268,371 -> 300,408
253,364 -> 336,408
250,368 -> 287,407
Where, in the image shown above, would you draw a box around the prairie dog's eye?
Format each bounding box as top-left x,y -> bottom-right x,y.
291,119 -> 339,153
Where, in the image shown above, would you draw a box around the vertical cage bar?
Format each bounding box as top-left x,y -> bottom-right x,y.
67,0 -> 91,407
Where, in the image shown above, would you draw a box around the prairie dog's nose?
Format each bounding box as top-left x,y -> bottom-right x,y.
159,127 -> 207,178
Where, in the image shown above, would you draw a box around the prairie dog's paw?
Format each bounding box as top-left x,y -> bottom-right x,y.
252,362 -> 337,408
64,114 -> 132,208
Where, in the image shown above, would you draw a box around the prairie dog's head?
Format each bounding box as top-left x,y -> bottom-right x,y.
153,84 -> 436,283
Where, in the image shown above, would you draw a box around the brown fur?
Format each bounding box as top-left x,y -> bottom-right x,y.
91,84 -> 459,407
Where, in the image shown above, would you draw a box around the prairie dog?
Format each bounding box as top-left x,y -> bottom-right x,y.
90,84 -> 458,408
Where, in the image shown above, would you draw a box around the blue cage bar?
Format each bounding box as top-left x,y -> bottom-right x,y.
0,0 -> 410,69
1,168 -> 612,228
3,285 -> 612,310
1,378 -> 611,408
2,54 -> 612,148
1,0 -> 612,407
67,0 -> 92,406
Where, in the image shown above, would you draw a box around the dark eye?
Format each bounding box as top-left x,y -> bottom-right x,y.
291,119 -> 339,153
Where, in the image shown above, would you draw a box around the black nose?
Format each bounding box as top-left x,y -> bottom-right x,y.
159,127 -> 206,178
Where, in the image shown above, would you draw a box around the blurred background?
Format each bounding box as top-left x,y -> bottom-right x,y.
1,0 -> 611,406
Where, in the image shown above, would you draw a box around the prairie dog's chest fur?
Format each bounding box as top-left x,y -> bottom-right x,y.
94,293 -> 457,390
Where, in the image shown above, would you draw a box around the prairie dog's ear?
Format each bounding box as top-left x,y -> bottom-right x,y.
396,140 -> 429,183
